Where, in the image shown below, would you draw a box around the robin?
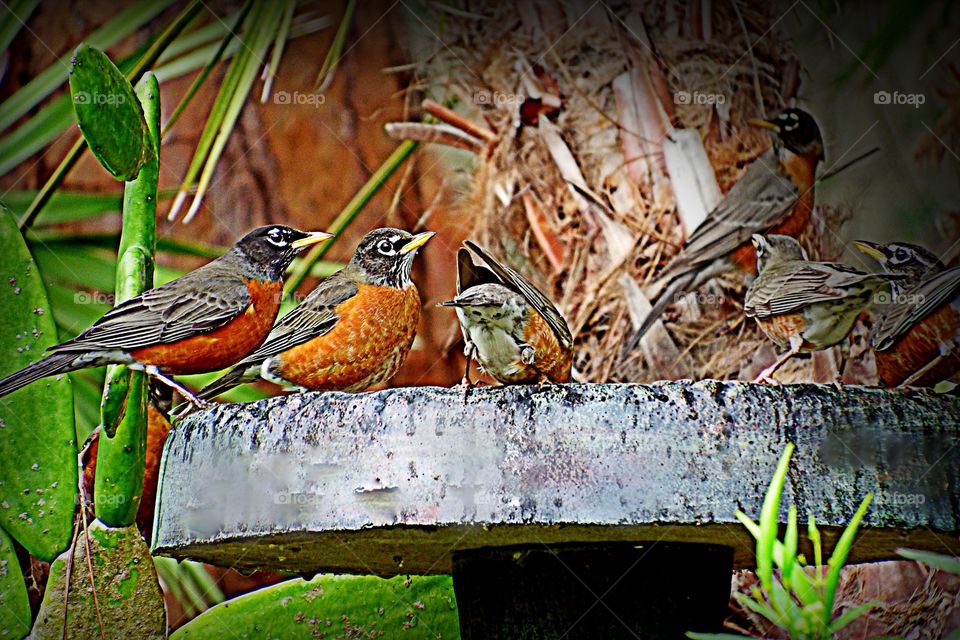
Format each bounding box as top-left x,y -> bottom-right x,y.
854,241 -> 960,387
624,108 -> 825,353
0,225 -> 332,403
198,228 -> 433,399
439,241 -> 573,385
744,234 -> 898,383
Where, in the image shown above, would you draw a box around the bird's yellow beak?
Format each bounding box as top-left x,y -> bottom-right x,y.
399,231 -> 435,255
748,117 -> 780,133
291,231 -> 334,249
853,240 -> 886,261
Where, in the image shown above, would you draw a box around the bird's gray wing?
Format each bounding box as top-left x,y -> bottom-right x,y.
873,266 -> 960,349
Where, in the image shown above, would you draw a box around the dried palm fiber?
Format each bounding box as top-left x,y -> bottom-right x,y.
396,1 -> 867,383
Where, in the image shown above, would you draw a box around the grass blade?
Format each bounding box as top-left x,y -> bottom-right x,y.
260,0 -> 295,102
0,0 -> 40,57
896,548 -> 960,574
315,0 -> 356,91
180,1 -> 285,223
822,493 -> 872,625
757,443 -> 794,594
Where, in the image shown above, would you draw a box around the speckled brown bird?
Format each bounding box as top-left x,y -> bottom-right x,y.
854,241 -> 960,387
439,241 -> 572,385
625,108 -> 825,352
0,225 -> 331,401
198,228 -> 433,399
744,234 -> 897,383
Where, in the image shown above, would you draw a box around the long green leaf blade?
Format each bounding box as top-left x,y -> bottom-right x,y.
0,0 -> 173,132
896,548 -> 960,574
0,0 -> 40,57
822,493 -> 873,624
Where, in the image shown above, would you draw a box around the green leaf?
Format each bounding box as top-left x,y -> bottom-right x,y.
31,520 -> 165,639
686,634 -> 751,639
896,548 -> 960,574
95,72 -> 159,526
757,443 -> 794,594
0,0 -> 40,57
29,244 -> 118,292
7,190 -> 122,226
0,527 -> 31,640
0,205 -> 77,561
68,44 -> 152,181
171,574 -> 460,639
829,601 -> 878,633
823,493 -> 872,625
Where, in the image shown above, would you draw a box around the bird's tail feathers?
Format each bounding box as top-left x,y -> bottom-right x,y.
0,352 -> 78,398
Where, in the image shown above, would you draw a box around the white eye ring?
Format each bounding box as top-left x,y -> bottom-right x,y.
377,239 -> 395,255
266,230 -> 285,247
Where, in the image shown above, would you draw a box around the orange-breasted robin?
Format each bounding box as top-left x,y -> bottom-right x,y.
198,228 -> 434,399
439,241 -> 573,384
744,234 -> 898,383
625,108 -> 825,353
0,225 -> 332,402
854,241 -> 960,387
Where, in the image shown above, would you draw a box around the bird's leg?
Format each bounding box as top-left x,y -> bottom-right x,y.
899,340 -> 957,388
461,342 -> 476,388
754,336 -> 803,385
142,366 -> 207,413
459,343 -> 477,404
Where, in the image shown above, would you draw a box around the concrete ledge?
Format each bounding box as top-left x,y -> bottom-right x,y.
152,381 -> 960,575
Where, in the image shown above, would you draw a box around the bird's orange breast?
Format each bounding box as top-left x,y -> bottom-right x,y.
277,284 -> 421,392
875,301 -> 960,386
494,307 -> 572,384
130,279 -> 282,375
730,155 -> 817,274
755,313 -> 812,351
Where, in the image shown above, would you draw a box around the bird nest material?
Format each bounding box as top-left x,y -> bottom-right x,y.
396,1 -> 868,384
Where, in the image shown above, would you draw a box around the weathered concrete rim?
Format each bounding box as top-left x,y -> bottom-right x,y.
153,381 -> 960,575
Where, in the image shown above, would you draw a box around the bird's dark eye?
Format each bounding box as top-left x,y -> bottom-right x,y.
376,239 -> 395,255
266,229 -> 286,247
894,248 -> 909,263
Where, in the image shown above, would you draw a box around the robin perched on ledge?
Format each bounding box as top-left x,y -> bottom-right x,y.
0,225 -> 332,403
440,241 -> 572,385
854,241 -> 960,387
198,228 -> 433,399
744,234 -> 898,383
624,108 -> 825,353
